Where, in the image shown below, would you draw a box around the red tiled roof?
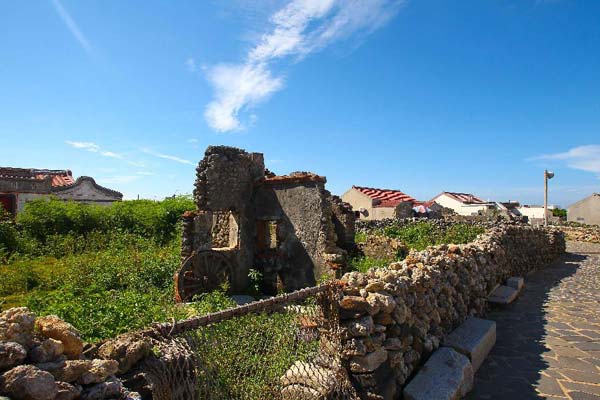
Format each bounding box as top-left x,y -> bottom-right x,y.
353,186 -> 418,208
440,191 -> 487,204
36,172 -> 74,187
0,167 -> 74,187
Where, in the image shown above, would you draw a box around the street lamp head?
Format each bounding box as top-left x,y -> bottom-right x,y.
546,170 -> 554,179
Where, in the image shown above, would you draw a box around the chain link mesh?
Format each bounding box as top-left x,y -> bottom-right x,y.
140,283 -> 359,400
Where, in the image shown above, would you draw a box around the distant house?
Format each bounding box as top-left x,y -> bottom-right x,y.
429,191 -> 495,216
567,193 -> 600,225
516,205 -> 554,223
0,167 -> 122,215
341,185 -> 420,220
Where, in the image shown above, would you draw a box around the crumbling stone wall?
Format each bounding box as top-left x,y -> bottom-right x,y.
180,146 -> 353,297
556,225 -> 600,243
338,225 -> 565,398
330,195 -> 356,253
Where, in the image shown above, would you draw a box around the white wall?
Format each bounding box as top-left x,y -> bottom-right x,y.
518,206 -> 551,221
433,194 -> 492,216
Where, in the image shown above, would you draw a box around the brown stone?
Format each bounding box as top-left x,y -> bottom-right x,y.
35,316 -> 83,359
1,365 -> 58,400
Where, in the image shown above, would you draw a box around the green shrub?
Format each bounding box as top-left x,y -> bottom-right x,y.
194,307 -> 318,398
16,195 -> 194,247
26,287 -> 184,342
349,256 -> 391,273
354,231 -> 367,244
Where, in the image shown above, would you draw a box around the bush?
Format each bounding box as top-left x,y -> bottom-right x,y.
26,287 -> 184,342
349,256 -> 391,273
383,221 -> 484,251
16,195 -> 194,247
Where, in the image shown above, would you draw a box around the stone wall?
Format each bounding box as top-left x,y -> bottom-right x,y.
0,308 -> 142,400
557,225 -> 600,243
338,225 -> 565,398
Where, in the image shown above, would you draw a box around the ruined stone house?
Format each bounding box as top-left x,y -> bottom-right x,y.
176,146 -> 355,301
0,167 -> 122,215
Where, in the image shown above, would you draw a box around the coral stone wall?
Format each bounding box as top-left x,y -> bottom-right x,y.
338,225 -> 565,398
558,225 -> 600,243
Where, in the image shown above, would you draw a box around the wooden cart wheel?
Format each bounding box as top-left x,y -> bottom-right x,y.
175,250 -> 234,302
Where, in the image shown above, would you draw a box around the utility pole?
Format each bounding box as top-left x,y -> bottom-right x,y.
544,169 -> 554,226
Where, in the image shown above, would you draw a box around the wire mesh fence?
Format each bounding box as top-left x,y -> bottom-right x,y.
137,283 -> 359,400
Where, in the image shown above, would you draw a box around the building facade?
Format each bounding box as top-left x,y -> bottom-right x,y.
568,194 -> 600,225
341,186 -> 420,220
430,191 -> 495,216
0,167 -> 122,215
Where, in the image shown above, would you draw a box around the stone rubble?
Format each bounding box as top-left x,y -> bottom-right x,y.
0,309 -> 142,400
338,225 -> 565,398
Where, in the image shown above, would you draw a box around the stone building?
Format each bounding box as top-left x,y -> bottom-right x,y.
341,186 -> 420,220
0,167 -> 122,215
568,193 -> 600,225
176,146 -> 355,301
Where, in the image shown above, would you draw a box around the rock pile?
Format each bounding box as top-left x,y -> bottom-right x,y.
0,308 -> 142,400
338,226 -> 565,399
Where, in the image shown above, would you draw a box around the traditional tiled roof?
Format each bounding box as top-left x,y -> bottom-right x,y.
51,176 -> 123,199
0,167 -> 74,187
353,185 -> 418,208
437,191 -> 488,204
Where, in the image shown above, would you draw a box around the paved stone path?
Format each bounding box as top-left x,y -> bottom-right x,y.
469,241 -> 600,400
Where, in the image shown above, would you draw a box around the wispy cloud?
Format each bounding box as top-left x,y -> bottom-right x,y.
65,141 -> 124,159
97,175 -> 141,184
51,0 -> 92,54
532,145 -> 600,176
186,57 -> 198,72
142,148 -> 195,165
204,0 -> 403,132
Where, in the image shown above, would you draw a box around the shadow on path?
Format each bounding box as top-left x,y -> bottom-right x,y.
468,249 -> 598,400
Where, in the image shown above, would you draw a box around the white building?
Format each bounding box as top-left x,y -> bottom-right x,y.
429,192 -> 495,216
0,168 -> 122,215
515,205 -> 554,223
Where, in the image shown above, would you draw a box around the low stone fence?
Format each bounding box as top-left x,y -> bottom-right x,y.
556,225 -> 600,244
355,217 -> 524,234
338,225 -> 565,398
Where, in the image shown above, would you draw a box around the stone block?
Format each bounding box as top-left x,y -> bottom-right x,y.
443,317 -> 496,372
506,277 -> 524,292
403,347 -> 473,400
488,285 -> 519,304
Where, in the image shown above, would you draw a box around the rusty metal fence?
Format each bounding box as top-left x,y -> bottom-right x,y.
136,283 -> 359,400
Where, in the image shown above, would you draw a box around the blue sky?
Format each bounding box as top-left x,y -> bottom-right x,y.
1,0 -> 599,207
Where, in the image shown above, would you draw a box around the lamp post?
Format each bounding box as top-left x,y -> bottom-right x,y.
544,169 -> 554,226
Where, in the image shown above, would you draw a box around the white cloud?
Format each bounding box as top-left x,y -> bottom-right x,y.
205,63 -> 283,132
65,141 -> 99,152
187,138 -> 199,143
65,141 -> 125,160
128,161 -> 146,167
186,58 -> 198,72
533,145 -> 600,176
97,175 -> 141,184
142,148 -> 195,165
100,151 -> 123,159
51,0 -> 92,54
204,0 -> 403,132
